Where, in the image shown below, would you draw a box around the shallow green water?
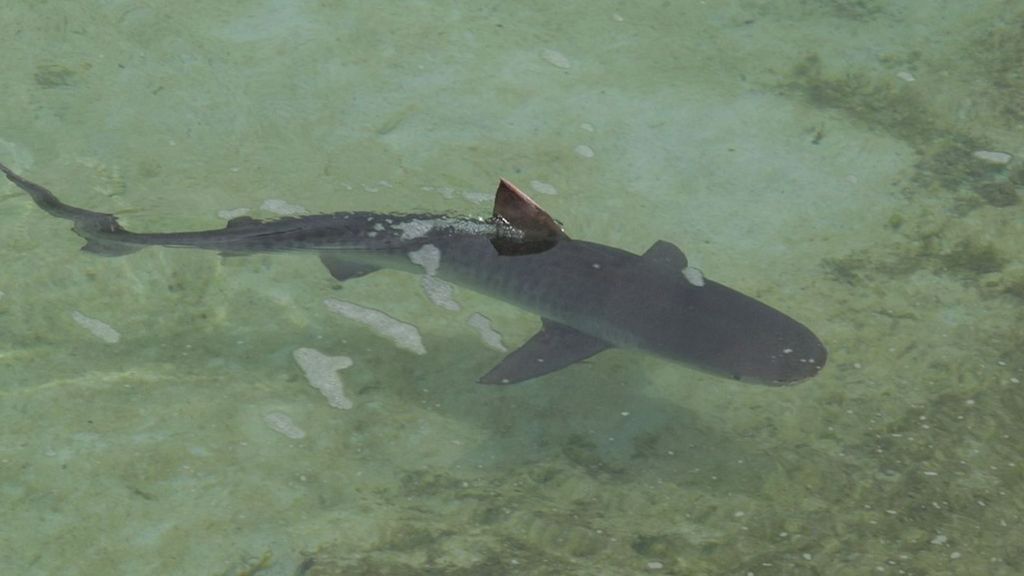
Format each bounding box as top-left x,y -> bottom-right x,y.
1,2 -> 1022,574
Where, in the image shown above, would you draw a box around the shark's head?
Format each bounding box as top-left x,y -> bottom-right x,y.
612,243 -> 827,385
687,289 -> 828,384
638,275 -> 827,384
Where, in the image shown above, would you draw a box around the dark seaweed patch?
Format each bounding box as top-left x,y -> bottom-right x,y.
940,241 -> 1007,275
788,54 -> 937,145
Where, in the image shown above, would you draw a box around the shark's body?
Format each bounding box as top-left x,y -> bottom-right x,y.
1,161 -> 826,384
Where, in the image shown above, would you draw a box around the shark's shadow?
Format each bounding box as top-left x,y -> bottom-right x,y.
352,328 -> 780,497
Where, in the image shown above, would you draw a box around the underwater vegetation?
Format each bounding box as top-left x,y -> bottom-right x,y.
979,10 -> 1024,122
785,44 -> 1021,297
788,53 -> 937,146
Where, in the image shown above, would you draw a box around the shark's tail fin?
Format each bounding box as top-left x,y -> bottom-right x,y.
1,161 -> 141,256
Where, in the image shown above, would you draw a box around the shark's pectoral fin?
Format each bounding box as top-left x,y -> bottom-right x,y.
478,319 -> 610,385
319,254 -> 380,284
81,238 -> 141,257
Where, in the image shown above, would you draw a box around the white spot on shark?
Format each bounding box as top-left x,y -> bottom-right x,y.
394,219 -> 436,240
409,244 -> 460,310
682,266 -> 705,287
408,244 -> 441,276
395,218 -> 493,240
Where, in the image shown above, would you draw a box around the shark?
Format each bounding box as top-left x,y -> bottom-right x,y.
1,160 -> 826,384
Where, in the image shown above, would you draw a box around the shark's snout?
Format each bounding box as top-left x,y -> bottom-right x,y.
733,323 -> 828,384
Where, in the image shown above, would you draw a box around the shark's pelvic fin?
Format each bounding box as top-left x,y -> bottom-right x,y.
478,318 -> 610,384
319,253 -> 381,284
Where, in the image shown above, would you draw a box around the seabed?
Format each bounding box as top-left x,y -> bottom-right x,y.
1,2 -> 1022,574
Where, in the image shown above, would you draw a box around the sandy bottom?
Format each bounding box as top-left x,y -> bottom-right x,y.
1,1 -> 1022,574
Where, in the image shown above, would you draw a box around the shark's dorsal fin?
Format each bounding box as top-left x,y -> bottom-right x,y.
641,240 -> 688,270
493,179 -> 565,238
319,254 -> 380,284
478,318 -> 610,384
490,179 -> 567,256
81,238 -> 142,257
